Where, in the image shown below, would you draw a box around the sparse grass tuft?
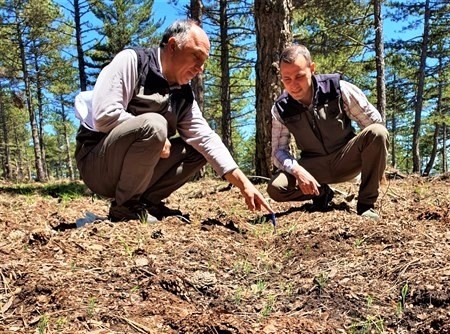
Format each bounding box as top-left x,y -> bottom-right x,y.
349,315 -> 385,334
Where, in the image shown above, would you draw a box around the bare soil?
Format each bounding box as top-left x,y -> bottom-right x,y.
1,174 -> 449,333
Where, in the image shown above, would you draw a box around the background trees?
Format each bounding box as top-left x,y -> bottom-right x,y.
0,0 -> 448,182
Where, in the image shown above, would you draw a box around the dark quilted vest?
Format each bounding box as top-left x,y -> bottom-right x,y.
128,47 -> 194,137
274,74 -> 355,157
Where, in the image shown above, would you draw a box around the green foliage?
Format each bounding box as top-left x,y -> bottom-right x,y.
0,0 -> 78,182
233,134 -> 256,174
292,1 -> 372,81
202,0 -> 256,161
87,0 -> 163,70
261,294 -> 276,317
37,314 -> 49,334
386,0 -> 450,173
349,315 -> 385,334
0,0 -> 449,179
40,182 -> 87,199
0,181 -> 88,199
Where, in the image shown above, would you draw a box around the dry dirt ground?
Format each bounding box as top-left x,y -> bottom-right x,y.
0,174 -> 449,334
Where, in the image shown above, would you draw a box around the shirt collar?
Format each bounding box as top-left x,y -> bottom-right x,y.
157,48 -> 163,74
158,47 -> 181,90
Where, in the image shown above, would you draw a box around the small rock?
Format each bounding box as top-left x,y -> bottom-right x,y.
135,257 -> 149,267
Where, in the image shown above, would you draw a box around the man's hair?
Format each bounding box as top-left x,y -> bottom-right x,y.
279,44 -> 312,66
159,19 -> 199,48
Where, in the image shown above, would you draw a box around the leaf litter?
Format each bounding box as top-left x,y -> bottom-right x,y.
0,174 -> 449,333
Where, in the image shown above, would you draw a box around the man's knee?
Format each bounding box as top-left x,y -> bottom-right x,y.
267,178 -> 287,202
366,123 -> 389,142
139,113 -> 168,143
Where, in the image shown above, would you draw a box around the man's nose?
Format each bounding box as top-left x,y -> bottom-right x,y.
195,63 -> 205,73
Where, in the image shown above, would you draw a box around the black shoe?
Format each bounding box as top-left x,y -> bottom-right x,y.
109,200 -> 158,223
142,201 -> 182,220
311,184 -> 334,211
357,202 -> 380,220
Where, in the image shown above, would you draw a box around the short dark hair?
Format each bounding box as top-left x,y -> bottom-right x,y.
159,19 -> 199,48
279,44 -> 312,66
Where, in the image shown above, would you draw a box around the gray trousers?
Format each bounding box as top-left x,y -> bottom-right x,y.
76,113 -> 206,206
267,124 -> 389,205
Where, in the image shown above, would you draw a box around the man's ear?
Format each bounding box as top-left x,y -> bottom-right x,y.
167,37 -> 177,52
310,62 -> 316,73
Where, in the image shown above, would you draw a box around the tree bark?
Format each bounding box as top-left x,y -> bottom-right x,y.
190,0 -> 205,111
74,0 -> 88,91
422,123 -> 439,176
373,0 -> 386,123
17,23 -> 46,182
0,99 -> 11,180
443,124 -> 447,173
33,50 -> 48,180
60,97 -> 75,180
412,0 -> 430,173
189,0 -> 206,180
254,0 -> 292,177
219,0 -> 232,153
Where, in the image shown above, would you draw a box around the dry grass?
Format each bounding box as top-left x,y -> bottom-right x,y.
0,175 -> 449,333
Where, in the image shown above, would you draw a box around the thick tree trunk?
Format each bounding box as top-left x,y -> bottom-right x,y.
254,0 -> 292,177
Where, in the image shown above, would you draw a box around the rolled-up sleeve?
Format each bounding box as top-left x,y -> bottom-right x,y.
340,80 -> 383,129
177,100 -> 238,177
271,106 -> 299,174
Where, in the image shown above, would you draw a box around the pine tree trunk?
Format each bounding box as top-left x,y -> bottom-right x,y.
391,73 -> 398,169
189,0 -> 206,180
442,124 -> 447,173
424,56 -> 446,176
422,123 -> 439,176
412,0 -> 430,173
390,112 -> 397,169
190,0 -> 205,111
373,0 -> 386,122
254,0 -> 292,177
61,99 -> 75,180
13,127 -> 24,181
219,0 -> 232,154
74,0 -> 88,91
34,53 -> 48,180
17,30 -> 46,182
0,101 -> 12,180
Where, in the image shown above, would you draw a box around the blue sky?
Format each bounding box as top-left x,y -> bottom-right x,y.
152,1 -> 421,41
153,0 -> 190,27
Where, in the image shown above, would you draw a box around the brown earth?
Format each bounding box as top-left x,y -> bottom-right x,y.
0,174 -> 449,334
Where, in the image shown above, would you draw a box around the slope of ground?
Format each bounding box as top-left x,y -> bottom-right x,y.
0,175 -> 449,333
